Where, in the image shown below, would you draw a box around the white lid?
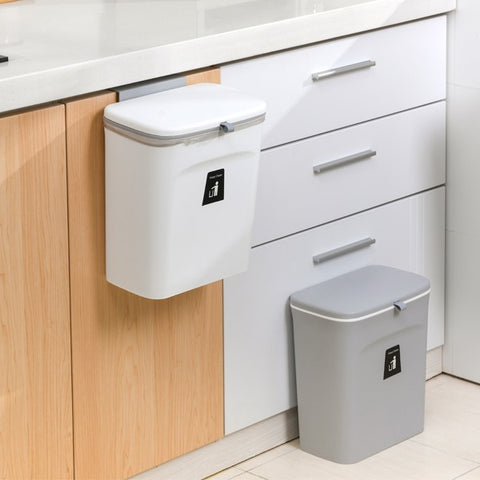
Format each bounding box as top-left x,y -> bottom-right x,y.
104,83 -> 266,139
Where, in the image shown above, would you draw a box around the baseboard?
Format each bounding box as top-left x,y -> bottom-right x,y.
130,408 -> 299,480
426,345 -> 443,380
132,345 -> 443,480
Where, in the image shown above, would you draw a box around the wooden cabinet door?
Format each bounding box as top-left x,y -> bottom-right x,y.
0,105 -> 73,479
66,68 -> 223,480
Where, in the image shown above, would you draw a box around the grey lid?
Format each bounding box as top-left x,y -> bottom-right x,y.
290,265 -> 430,321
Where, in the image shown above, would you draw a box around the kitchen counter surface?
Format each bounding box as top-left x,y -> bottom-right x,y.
0,0 -> 455,114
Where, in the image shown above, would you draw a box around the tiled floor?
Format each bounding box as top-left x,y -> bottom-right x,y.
208,374 -> 480,480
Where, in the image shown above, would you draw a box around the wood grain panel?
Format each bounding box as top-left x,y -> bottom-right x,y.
67,68 -> 223,480
0,105 -> 73,479
186,68 -> 221,85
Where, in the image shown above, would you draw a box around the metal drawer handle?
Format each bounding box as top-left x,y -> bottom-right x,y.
313,237 -> 376,265
311,59 -> 376,81
313,149 -> 376,174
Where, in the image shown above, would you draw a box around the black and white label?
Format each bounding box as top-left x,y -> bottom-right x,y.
383,345 -> 402,380
202,169 -> 225,206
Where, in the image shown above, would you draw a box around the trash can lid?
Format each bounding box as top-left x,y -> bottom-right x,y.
290,265 -> 430,322
104,83 -> 266,145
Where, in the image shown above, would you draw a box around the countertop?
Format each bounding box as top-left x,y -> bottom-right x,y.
0,0 -> 455,114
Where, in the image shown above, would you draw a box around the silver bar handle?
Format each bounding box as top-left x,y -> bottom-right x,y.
311,59 -> 376,81
313,237 -> 376,265
313,149 -> 376,174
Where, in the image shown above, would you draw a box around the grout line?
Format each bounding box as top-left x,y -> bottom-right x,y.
441,373 -> 480,388
425,373 -> 454,390
409,437 -> 480,466
236,473 -> 270,480
236,444 -> 299,472
452,465 -> 480,480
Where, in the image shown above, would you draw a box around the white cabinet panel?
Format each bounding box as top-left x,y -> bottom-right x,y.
444,230 -> 480,382
224,187 -> 445,434
221,16 -> 446,149
253,102 -> 446,246
444,1 -> 480,382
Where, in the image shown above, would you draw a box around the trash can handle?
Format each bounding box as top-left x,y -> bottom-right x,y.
393,301 -> 408,312
219,121 -> 235,133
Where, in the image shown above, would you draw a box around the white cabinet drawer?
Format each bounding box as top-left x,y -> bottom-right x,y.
221,16 -> 446,149
224,187 -> 445,434
252,102 -> 446,246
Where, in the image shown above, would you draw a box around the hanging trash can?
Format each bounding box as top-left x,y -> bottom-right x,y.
104,83 -> 266,299
290,265 -> 430,464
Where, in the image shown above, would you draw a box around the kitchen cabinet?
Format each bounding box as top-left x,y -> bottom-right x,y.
0,105 -> 73,478
252,102 -> 445,246
0,9 -> 451,475
65,69 -> 224,479
0,68 -> 224,480
222,16 -> 447,435
221,16 -> 446,150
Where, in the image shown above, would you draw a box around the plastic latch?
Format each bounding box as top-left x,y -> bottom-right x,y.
219,121 -> 235,133
393,301 -> 407,312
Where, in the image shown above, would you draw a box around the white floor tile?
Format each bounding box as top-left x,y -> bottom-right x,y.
207,473 -> 266,480
208,375 -> 480,480
250,440 -> 478,480
456,467 -> 480,479
231,474 -> 266,480
206,467 -> 245,479
236,441 -> 297,471
413,375 -> 480,462
426,373 -> 454,391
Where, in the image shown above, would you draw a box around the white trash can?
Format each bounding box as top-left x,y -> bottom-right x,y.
290,265 -> 430,464
104,83 -> 266,299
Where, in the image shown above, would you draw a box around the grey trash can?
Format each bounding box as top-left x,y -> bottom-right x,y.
290,265 -> 430,464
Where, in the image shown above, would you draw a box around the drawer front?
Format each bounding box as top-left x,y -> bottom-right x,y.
221,16 -> 446,149
252,102 -> 445,246
224,187 -> 445,434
